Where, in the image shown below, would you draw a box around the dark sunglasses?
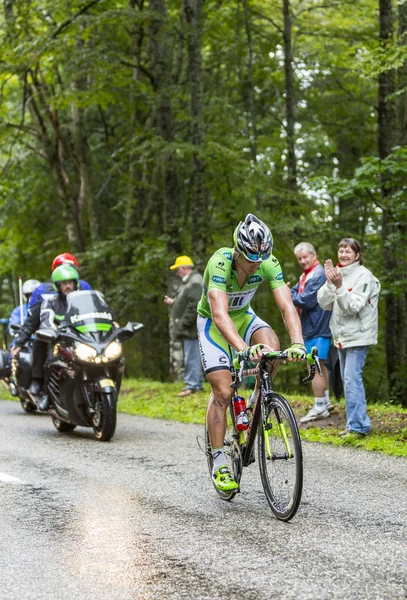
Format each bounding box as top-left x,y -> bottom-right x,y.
242,249 -> 271,262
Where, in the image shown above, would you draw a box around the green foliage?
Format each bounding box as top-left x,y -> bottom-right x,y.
0,0 -> 405,397
116,378 -> 407,457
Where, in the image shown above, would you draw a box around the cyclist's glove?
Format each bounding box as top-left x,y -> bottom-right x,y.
238,344 -> 265,362
285,342 -> 307,360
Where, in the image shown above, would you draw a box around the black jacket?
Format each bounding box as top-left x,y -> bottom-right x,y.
14,292 -> 66,347
172,271 -> 203,340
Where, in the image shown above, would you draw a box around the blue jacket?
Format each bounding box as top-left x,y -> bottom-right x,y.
29,280 -> 92,307
9,304 -> 29,331
291,263 -> 331,339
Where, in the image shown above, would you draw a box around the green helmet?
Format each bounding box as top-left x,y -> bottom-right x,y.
51,264 -> 79,291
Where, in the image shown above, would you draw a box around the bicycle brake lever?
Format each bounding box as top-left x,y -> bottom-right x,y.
302,362 -> 315,383
314,355 -> 323,377
230,359 -> 245,389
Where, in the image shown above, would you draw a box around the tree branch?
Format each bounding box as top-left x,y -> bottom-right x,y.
248,8 -> 283,34
50,0 -> 102,39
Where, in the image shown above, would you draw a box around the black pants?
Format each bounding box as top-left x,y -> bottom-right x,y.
31,340 -> 48,380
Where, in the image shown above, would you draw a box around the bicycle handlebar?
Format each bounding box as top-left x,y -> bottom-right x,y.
232,346 -> 322,383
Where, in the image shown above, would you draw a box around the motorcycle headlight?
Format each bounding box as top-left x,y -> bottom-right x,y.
74,342 -> 98,362
103,341 -> 122,361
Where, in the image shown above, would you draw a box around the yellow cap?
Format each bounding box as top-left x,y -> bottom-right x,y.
169,255 -> 194,270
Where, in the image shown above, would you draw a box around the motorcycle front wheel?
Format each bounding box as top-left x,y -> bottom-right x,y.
20,399 -> 37,413
91,392 -> 117,442
52,416 -> 77,432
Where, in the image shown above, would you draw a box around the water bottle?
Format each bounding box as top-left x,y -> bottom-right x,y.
233,395 -> 249,431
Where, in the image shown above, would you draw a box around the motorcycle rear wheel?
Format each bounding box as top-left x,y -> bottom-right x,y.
52,416 -> 77,432
91,392 -> 116,442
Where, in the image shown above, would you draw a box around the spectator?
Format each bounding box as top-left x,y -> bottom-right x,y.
9,279 -> 41,333
317,238 -> 380,437
164,256 -> 203,397
290,243 -> 333,422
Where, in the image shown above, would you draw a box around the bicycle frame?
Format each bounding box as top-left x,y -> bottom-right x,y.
231,348 -> 321,468
231,360 -> 289,468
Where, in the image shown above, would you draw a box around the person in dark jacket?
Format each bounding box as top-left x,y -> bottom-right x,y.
11,265 -> 79,411
11,253 -> 91,401
290,242 -> 332,422
164,256 -> 203,397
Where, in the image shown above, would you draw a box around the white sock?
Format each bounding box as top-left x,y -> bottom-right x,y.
315,396 -> 327,411
212,447 -> 226,471
324,390 -> 330,403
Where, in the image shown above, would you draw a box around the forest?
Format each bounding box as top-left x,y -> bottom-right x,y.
0,0 -> 406,405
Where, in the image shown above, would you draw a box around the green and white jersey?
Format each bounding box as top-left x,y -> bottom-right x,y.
197,247 -> 286,319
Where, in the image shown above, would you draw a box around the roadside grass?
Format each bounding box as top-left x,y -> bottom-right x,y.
3,377 -> 406,457
118,378 -> 407,458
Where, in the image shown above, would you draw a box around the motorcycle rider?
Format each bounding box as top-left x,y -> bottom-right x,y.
11,253 -> 91,399
28,253 -> 91,308
32,264 -> 80,411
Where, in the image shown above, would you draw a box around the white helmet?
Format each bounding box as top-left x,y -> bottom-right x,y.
22,279 -> 41,296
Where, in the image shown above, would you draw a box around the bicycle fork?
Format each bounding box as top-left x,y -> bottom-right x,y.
262,395 -> 294,460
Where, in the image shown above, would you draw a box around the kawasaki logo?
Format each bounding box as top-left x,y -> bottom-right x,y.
70,311 -> 113,323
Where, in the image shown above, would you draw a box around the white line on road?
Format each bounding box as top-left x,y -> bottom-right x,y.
0,472 -> 25,484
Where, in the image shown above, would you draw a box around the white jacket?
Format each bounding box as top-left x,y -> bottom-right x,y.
317,262 -> 380,349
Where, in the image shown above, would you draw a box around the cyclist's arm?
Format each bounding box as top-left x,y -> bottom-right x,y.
272,285 -> 304,344
208,289 -> 247,352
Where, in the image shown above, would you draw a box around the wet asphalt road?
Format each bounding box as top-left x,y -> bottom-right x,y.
0,399 -> 406,600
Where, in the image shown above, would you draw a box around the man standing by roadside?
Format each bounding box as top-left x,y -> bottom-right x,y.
290,242 -> 333,422
164,256 -> 203,397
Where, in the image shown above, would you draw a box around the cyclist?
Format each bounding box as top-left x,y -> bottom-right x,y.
197,214 -> 306,492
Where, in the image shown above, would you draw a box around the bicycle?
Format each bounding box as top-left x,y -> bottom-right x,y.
204,348 -> 321,522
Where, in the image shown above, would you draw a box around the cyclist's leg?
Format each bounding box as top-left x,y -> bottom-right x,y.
240,314 -> 280,463
197,315 -> 238,491
206,370 -> 239,491
206,369 -> 233,449
241,311 -> 280,387
251,326 -> 280,378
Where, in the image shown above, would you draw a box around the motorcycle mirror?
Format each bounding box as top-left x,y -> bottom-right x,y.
118,322 -> 144,341
35,328 -> 58,343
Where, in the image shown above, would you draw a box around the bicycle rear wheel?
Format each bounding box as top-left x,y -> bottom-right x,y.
205,400 -> 242,501
258,392 -> 303,521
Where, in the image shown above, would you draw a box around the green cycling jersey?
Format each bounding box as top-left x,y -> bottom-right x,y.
197,247 -> 286,319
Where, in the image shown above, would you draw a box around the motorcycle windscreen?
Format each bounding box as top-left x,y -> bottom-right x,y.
59,290 -> 114,334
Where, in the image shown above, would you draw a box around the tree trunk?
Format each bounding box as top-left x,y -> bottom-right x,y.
149,0 -> 182,257
183,0 -> 210,269
397,0 -> 407,145
378,0 -> 407,407
71,92 -> 99,245
282,0 -> 297,192
241,0 -> 261,211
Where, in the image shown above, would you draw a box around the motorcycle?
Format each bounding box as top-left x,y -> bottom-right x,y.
35,290 -> 143,441
0,324 -> 37,414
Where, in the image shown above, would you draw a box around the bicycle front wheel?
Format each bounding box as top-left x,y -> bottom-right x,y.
258,392 -> 303,521
205,400 -> 242,502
